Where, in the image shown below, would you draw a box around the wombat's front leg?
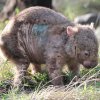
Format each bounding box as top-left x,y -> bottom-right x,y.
13,61 -> 29,88
46,57 -> 63,85
67,60 -> 80,80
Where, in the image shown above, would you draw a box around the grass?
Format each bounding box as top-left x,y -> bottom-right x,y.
0,65 -> 100,100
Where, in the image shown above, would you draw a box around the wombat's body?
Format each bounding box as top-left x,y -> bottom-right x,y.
0,7 -> 99,87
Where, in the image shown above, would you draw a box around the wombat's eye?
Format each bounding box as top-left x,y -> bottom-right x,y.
84,51 -> 89,57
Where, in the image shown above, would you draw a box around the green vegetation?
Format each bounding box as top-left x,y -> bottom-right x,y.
55,0 -> 100,20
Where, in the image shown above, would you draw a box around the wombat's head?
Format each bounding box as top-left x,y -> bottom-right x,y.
66,24 -> 99,69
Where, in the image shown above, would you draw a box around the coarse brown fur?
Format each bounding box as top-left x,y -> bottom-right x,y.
0,7 -> 99,88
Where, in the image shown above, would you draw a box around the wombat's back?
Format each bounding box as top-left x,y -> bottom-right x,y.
15,6 -> 69,25
0,7 -> 72,63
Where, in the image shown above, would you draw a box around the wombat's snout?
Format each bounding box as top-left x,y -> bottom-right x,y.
83,61 -> 98,69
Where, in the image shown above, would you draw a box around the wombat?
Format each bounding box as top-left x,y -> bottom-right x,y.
0,7 -> 99,87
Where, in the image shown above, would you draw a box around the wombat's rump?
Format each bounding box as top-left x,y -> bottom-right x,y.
0,7 -> 99,87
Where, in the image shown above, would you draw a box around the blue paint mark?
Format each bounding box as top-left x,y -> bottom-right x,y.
32,24 -> 48,47
32,24 -> 48,36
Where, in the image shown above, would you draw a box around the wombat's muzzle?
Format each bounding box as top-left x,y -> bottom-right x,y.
83,61 -> 98,69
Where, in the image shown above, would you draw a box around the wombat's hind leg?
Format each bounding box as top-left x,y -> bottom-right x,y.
0,34 -> 30,88
13,60 -> 30,88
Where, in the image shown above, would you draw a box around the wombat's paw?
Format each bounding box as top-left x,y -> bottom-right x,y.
50,77 -> 64,86
13,76 -> 34,91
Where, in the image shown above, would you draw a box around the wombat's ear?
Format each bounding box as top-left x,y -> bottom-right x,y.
66,26 -> 78,36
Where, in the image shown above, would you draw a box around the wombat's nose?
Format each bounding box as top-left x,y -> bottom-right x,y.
83,61 -> 98,69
